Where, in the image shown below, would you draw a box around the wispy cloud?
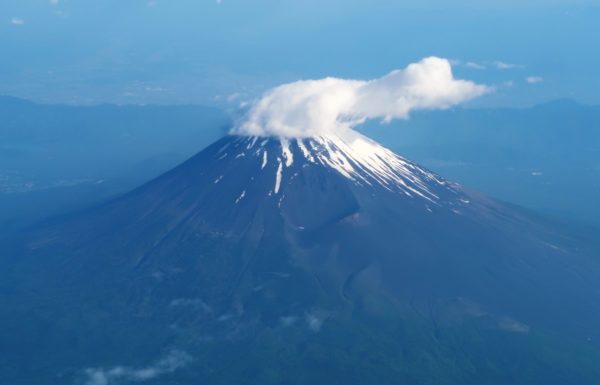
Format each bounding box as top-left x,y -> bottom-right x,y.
454,60 -> 524,71
10,17 -> 25,26
280,316 -> 298,327
170,298 -> 213,313
452,60 -> 486,70
82,351 -> 192,385
465,62 -> 486,70
526,76 -> 544,84
227,92 -> 241,102
493,61 -> 523,70
497,317 -> 530,333
305,313 -> 324,331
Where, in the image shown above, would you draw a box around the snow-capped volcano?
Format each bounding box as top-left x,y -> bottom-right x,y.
208,132 -> 477,225
173,132 -> 483,235
3,131 -> 600,385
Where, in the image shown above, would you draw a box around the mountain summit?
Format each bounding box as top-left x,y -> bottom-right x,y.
220,131 -> 452,200
2,132 -> 600,385
187,131 -> 472,231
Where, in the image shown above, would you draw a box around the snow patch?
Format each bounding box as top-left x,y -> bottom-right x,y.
280,138 -> 294,167
296,138 -> 314,162
274,159 -> 283,194
235,190 -> 246,204
218,142 -> 230,154
247,136 -> 258,149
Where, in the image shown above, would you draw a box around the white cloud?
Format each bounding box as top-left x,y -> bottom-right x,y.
170,298 -> 213,313
305,313 -> 324,332
493,61 -> 522,70
526,76 -> 544,84
454,59 -> 524,71
465,61 -> 486,70
280,316 -> 298,327
235,57 -> 490,138
49,0 -> 59,4
227,92 -> 241,102
82,350 -> 192,385
10,18 -> 25,25
497,317 -> 530,333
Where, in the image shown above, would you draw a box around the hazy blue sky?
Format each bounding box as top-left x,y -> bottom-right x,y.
1,0 -> 599,107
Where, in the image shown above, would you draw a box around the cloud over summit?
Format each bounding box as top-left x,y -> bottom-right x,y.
235,57 -> 490,138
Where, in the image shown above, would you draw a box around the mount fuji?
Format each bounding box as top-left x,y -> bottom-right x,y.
2,131 -> 600,385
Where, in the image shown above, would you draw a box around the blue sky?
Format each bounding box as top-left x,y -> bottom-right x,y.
1,0 -> 599,107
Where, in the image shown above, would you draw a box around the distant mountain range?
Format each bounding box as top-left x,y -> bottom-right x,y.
0,96 -> 229,233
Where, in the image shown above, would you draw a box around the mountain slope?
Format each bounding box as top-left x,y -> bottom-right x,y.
2,132 -> 600,385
